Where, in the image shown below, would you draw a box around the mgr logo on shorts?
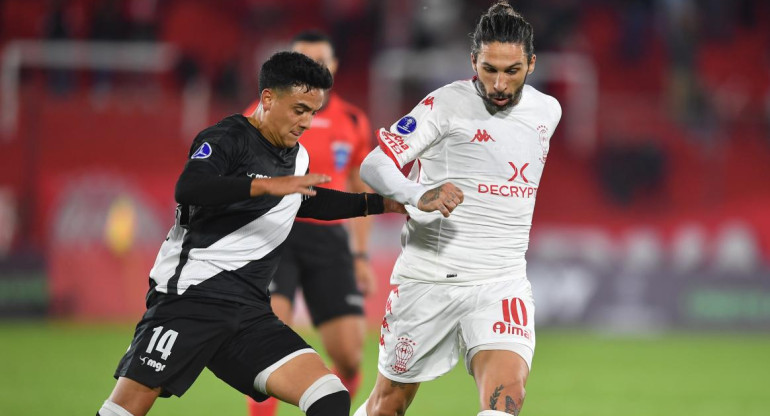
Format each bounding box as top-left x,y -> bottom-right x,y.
492,298 -> 532,340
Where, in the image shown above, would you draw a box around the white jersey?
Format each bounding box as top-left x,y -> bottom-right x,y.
376,80 -> 561,284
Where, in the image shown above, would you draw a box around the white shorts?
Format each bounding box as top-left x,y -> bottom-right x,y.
377,279 -> 536,383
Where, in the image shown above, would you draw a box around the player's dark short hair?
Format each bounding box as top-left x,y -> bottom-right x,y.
471,1 -> 534,61
292,30 -> 332,45
258,51 -> 333,94
291,30 -> 336,57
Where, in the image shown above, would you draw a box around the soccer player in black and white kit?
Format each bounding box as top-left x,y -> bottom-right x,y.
95,52 -> 403,416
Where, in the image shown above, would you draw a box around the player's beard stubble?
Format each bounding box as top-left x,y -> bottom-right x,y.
475,74 -> 527,113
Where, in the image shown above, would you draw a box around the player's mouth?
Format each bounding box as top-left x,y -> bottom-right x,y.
290,130 -> 303,138
491,96 -> 511,106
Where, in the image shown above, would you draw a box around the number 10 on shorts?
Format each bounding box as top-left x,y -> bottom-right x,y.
502,298 -> 528,326
146,326 -> 178,360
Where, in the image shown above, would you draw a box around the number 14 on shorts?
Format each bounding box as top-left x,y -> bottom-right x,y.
146,326 -> 179,360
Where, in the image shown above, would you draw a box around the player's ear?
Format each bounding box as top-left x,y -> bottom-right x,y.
261,89 -> 273,111
328,57 -> 339,76
471,53 -> 478,73
527,54 -> 536,75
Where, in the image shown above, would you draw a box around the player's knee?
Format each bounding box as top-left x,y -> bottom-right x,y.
334,356 -> 361,379
300,374 -> 350,416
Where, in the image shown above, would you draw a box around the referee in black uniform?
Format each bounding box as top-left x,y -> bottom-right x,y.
95,52 -> 403,416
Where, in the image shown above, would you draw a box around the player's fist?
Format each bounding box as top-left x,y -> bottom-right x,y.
417,183 -> 464,217
250,174 -> 331,197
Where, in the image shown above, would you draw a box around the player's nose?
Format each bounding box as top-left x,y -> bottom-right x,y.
493,74 -> 507,91
299,114 -> 313,130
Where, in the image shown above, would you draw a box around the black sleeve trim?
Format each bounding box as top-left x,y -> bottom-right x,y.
174,162 -> 252,206
297,187 -> 384,220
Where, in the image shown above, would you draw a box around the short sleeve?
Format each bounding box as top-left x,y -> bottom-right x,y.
376,90 -> 448,169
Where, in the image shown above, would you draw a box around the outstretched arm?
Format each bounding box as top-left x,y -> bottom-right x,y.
175,161 -> 330,206
296,187 -> 403,220
360,148 -> 463,217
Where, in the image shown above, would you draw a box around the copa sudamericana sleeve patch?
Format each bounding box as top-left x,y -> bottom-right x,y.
191,142 -> 212,159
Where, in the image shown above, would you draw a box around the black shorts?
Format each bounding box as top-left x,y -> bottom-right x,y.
271,222 -> 364,326
114,294 -> 312,400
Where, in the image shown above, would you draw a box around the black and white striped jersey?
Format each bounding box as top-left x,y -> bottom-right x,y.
147,114 -> 324,307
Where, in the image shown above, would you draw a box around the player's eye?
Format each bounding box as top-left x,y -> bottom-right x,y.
484,67 -> 496,73
506,69 -> 518,75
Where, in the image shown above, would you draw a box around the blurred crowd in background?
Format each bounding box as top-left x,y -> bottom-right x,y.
0,0 -> 768,330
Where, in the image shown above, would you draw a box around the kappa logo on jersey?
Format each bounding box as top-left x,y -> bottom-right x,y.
392,337 -> 417,374
471,129 -> 495,142
396,116 -> 417,135
191,142 -> 212,159
382,316 -> 391,332
492,297 -> 532,340
508,162 -> 529,183
537,124 -> 550,164
380,131 -> 409,155
421,96 -> 435,110
332,141 -> 353,171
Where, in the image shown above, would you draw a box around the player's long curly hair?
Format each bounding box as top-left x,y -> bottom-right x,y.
258,51 -> 333,93
471,1 -> 535,61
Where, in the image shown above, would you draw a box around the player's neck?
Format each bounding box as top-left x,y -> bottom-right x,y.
246,110 -> 283,149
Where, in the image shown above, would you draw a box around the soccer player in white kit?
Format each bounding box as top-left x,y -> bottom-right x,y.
354,2 -> 561,415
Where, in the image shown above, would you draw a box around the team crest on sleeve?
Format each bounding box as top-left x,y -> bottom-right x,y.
396,116 -> 417,135
191,142 -> 212,159
537,125 -> 550,164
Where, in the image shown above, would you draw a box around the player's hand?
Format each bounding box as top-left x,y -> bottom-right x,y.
383,198 -> 407,214
417,183 -> 464,218
250,174 -> 331,197
354,257 -> 377,296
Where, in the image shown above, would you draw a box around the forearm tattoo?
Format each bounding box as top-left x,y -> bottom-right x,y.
390,380 -> 408,389
505,396 -> 521,415
488,384 -> 523,416
489,385 -> 503,409
419,188 -> 441,205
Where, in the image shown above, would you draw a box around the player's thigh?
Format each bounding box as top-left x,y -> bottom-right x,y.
459,279 -> 536,374
262,350 -> 335,405
271,294 -> 294,325
206,308 -> 317,404
300,225 -> 363,327
378,282 -> 471,383
114,296 -> 237,399
471,349 -> 529,412
317,315 -> 365,371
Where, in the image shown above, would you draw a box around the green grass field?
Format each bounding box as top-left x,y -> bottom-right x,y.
1,321 -> 768,416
